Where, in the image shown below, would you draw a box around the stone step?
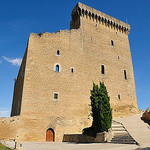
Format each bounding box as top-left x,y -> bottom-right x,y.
113,136 -> 132,139
112,130 -> 127,134
111,140 -> 137,144
111,138 -> 135,142
112,126 -> 124,129
111,120 -> 137,145
112,124 -> 123,127
112,128 -> 126,131
112,126 -> 123,129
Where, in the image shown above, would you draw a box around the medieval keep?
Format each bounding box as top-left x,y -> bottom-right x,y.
0,2 -> 138,142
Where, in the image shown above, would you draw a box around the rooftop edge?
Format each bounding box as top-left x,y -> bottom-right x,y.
71,2 -> 130,32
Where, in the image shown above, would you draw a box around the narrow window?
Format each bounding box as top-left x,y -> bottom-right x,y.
111,40 -> 114,46
54,63 -> 61,72
71,67 -> 74,73
57,50 -> 60,56
124,70 -> 127,80
56,65 -> 59,72
101,65 -> 105,74
118,94 -> 121,100
54,93 -> 58,100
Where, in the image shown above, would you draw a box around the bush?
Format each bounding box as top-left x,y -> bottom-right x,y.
82,126 -> 96,138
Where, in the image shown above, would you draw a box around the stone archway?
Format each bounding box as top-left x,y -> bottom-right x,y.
46,128 -> 54,142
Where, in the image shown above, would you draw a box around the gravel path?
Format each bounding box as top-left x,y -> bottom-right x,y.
22,142 -> 138,150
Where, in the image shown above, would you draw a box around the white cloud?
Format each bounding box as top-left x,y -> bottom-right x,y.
0,60 -> 2,63
0,108 -> 10,117
3,56 -> 22,66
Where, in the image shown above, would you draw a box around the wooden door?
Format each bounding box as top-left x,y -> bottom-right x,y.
46,129 -> 54,142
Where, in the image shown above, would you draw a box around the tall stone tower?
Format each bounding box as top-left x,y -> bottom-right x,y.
9,2 -> 138,142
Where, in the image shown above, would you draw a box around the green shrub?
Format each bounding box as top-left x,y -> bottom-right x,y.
90,82 -> 112,133
82,126 -> 96,138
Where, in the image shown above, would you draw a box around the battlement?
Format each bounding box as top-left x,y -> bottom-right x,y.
70,2 -> 130,34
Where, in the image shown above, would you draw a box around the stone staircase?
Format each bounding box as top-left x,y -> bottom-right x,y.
111,120 -> 138,144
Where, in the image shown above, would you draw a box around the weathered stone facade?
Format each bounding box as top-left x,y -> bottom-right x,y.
0,116 -> 19,141
0,2 -> 138,142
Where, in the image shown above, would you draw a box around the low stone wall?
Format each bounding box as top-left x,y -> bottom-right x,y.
0,116 -> 19,141
63,129 -> 112,143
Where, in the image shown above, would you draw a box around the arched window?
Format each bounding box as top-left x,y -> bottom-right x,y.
54,63 -> 61,72
56,65 -> 59,72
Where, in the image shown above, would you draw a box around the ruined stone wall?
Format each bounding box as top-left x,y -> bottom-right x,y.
0,116 -> 19,141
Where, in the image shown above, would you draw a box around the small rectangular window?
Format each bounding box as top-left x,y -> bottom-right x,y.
118,94 -> 121,100
101,65 -> 105,74
111,40 -> 114,46
57,50 -> 60,56
71,68 -> 74,73
124,70 -> 127,80
54,93 -> 58,100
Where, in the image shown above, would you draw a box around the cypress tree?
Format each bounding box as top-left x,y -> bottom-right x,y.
90,82 -> 112,133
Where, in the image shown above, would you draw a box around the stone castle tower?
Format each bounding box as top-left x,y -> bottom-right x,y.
0,2 -> 138,143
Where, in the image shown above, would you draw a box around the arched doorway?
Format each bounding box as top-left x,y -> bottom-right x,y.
46,128 -> 54,142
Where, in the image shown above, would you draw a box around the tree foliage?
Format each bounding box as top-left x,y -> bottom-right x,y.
90,82 -> 112,133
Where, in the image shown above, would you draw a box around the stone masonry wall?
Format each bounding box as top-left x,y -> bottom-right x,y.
11,48 -> 28,116
79,11 -> 138,117
8,2 -> 138,142
0,116 -> 19,141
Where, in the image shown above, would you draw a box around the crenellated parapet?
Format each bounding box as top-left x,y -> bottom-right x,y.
71,2 -> 130,34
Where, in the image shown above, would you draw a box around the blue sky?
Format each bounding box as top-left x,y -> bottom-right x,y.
0,0 -> 150,117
